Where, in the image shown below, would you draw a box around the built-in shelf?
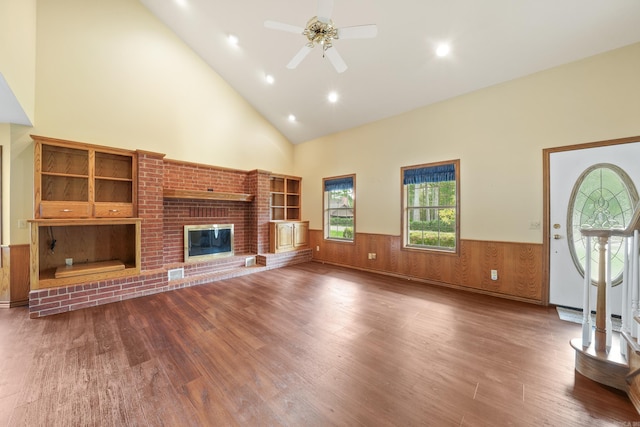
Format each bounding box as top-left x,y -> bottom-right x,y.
163,188 -> 254,202
34,135 -> 137,219
30,135 -> 141,290
29,217 -> 142,289
55,260 -> 125,279
270,175 -> 301,220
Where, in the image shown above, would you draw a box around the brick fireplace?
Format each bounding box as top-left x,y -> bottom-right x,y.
28,152 -> 311,317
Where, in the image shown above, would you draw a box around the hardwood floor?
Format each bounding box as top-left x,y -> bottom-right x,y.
1,262 -> 638,426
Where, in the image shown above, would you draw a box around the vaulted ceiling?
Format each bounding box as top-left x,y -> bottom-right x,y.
139,0 -> 640,144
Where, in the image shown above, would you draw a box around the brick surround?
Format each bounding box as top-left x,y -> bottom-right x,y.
138,152 -> 165,271
28,155 -> 310,318
163,199 -> 252,263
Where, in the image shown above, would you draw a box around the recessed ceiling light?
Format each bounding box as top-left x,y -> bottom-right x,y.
265,74 -> 275,85
288,114 -> 296,122
227,34 -> 239,46
436,43 -> 451,57
328,92 -> 339,103
175,0 -> 188,8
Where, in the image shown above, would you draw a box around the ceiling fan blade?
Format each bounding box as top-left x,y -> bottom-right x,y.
264,20 -> 304,34
338,24 -> 378,39
325,47 -> 347,73
317,0 -> 334,23
287,45 -> 313,69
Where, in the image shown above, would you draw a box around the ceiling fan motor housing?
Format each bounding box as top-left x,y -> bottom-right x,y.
304,17 -> 338,50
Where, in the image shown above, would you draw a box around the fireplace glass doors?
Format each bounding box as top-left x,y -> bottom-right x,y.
184,224 -> 234,262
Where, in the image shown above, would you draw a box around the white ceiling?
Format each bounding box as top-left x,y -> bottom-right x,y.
139,0 -> 640,144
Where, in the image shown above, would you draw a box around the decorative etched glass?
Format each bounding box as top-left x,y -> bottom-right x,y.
568,164 -> 638,285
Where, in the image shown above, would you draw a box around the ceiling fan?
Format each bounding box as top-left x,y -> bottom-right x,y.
264,0 -> 378,73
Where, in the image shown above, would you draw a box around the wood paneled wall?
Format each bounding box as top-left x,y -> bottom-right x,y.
309,230 -> 544,303
0,245 -> 30,308
0,247 -> 9,306
10,245 -> 30,306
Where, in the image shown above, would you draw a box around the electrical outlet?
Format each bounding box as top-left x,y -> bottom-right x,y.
491,270 -> 498,281
316,246 -> 320,251
18,219 -> 27,229
371,253 -> 377,260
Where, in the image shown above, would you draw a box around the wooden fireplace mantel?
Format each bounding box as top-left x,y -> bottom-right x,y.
163,188 -> 254,202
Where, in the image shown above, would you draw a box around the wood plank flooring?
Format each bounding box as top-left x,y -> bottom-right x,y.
1,262 -> 638,426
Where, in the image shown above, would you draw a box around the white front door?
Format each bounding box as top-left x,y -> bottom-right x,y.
549,142 -> 640,313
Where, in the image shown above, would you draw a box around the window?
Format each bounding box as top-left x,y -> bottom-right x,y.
568,163 -> 638,285
402,160 -> 459,252
324,175 -> 355,242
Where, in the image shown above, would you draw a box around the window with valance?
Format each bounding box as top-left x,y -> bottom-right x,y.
323,175 -> 355,242
402,160 -> 459,253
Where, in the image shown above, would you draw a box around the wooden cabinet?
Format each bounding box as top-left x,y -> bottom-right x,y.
293,221 -> 309,248
30,135 -> 140,289
34,135 -> 136,219
29,218 -> 141,289
270,175 -> 301,220
269,176 -> 306,253
269,221 -> 309,253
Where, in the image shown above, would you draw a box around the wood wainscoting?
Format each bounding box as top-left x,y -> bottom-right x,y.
0,244 -> 31,308
309,230 -> 543,303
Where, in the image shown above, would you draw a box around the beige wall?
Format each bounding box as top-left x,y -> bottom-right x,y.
6,0 -> 296,245
1,0 -> 36,244
294,43 -> 640,244
9,126 -> 33,245
0,0 -> 36,124
0,125 -> 9,245
0,125 -> 32,246
32,0 -> 293,173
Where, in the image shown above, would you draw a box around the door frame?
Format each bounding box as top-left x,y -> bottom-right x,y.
542,135 -> 640,305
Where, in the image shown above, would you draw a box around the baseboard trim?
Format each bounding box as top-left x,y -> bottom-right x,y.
0,299 -> 29,309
